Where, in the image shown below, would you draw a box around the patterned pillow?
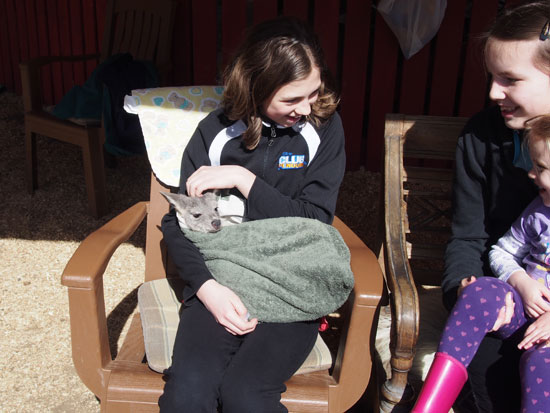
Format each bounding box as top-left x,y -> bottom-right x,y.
124,85 -> 224,187
137,278 -> 333,374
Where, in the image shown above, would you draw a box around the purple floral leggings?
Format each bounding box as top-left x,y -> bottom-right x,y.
438,277 -> 550,412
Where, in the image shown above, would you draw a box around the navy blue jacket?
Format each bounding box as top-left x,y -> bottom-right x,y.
161,108 -> 346,301
442,105 -> 537,310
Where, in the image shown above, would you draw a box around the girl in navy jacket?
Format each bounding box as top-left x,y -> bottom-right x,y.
159,16 -> 346,412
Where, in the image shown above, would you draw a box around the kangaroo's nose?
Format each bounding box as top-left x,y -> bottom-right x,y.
211,219 -> 221,231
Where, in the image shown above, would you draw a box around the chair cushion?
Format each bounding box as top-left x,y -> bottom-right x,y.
137,278 -> 333,374
124,85 -> 224,187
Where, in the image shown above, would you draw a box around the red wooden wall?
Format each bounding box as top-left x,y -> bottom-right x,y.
0,0 -> 526,171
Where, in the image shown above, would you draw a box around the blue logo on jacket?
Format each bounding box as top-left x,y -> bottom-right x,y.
279,152 -> 306,170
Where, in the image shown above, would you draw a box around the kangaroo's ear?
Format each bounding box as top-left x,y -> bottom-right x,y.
160,192 -> 188,209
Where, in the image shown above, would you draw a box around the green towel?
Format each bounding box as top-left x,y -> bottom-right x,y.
183,217 -> 354,323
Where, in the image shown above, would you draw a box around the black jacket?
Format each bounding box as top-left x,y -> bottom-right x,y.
161,108 -> 346,301
442,105 -> 537,310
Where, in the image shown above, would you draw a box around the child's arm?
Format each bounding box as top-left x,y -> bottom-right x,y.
489,230 -> 530,282
508,272 -> 550,318
490,229 -> 550,318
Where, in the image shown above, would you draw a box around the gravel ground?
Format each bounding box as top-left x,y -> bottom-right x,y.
0,90 -> 385,412
1,91 -> 151,412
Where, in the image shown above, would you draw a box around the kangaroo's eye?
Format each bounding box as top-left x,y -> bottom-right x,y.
193,213 -> 202,218
214,207 -> 219,212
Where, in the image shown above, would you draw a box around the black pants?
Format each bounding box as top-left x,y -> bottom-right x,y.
159,300 -> 319,413
455,334 -> 522,413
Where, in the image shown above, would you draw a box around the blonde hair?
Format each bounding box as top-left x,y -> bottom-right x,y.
526,114 -> 550,151
222,17 -> 339,150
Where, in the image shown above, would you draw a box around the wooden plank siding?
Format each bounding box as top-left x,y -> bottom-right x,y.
0,0 -> 520,171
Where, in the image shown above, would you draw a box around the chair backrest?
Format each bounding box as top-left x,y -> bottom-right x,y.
125,86 -> 224,282
101,0 -> 176,80
144,175 -> 173,281
383,113 -> 468,287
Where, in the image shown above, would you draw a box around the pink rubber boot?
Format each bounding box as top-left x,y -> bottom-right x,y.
411,352 -> 468,413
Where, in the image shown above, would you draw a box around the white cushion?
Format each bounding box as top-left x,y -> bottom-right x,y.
138,278 -> 333,374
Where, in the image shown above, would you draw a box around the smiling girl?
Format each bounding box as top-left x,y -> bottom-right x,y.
485,23 -> 550,131
159,17 -> 345,412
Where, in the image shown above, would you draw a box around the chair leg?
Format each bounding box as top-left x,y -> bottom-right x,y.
380,362 -> 416,412
25,128 -> 38,194
82,129 -> 108,218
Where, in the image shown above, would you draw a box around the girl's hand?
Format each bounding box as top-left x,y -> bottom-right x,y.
508,271 -> 550,318
457,275 -> 477,296
490,291 -> 515,332
186,165 -> 256,198
196,279 -> 258,335
518,312 -> 550,350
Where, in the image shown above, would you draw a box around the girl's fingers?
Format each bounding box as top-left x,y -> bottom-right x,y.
228,312 -> 257,333
539,296 -> 550,312
519,322 -> 550,350
458,276 -> 477,296
519,329 -> 538,349
220,302 -> 257,335
526,305 -> 540,319
501,292 -> 514,325
534,305 -> 546,318
461,276 -> 476,287
491,305 -> 507,331
491,292 -> 514,332
186,167 -> 210,196
529,299 -> 550,318
542,287 -> 550,300
518,339 -> 532,350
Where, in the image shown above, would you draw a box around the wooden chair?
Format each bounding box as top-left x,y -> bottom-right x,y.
19,0 -> 176,218
60,86 -> 385,412
378,114 -> 468,412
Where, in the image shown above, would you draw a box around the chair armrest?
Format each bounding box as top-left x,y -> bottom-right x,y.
19,54 -> 100,112
380,128 -> 419,407
61,202 -> 148,399
62,201 -> 148,288
329,217 -> 384,411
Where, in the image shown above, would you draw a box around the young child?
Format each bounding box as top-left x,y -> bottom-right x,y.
490,115 -> 550,347
159,17 -> 345,412
414,117 -> 550,413
420,1 -> 550,412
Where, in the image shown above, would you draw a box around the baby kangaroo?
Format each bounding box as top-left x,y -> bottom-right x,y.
160,191 -> 222,233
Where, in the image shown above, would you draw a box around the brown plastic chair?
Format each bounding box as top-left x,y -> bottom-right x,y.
378,114 -> 468,412
19,0 -> 176,218
60,89 -> 385,412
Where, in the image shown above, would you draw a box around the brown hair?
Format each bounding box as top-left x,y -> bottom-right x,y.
483,1 -> 550,73
222,17 -> 339,150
